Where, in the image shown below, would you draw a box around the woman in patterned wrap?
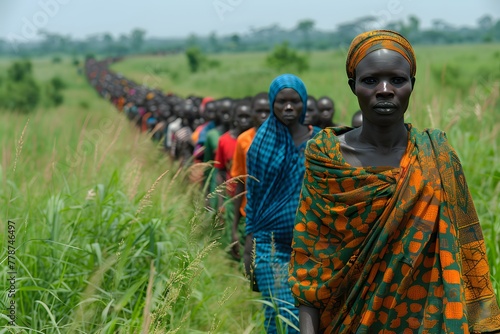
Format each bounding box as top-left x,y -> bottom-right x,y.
289,30 -> 500,334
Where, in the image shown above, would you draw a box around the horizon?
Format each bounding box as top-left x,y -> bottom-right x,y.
2,1 -> 499,43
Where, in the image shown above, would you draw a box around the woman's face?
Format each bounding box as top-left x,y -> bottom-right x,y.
351,49 -> 413,127
273,88 -> 303,126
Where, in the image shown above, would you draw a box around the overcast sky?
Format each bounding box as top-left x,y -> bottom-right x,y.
2,0 -> 499,42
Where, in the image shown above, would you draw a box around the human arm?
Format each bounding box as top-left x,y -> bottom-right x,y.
299,305 -> 319,334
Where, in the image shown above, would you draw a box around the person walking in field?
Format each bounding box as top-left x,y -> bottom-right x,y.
203,98 -> 234,210
230,92 -> 270,263
245,74 -> 320,333
213,98 -> 253,250
289,29 -> 500,334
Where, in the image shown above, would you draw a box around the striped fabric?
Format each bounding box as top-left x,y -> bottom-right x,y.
346,29 -> 416,79
246,74 -> 319,333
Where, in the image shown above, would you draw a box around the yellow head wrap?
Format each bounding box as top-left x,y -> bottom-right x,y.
346,29 -> 416,79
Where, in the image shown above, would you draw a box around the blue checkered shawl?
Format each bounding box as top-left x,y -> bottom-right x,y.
245,74 -> 318,244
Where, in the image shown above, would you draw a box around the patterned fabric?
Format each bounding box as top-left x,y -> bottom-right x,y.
171,126 -> 193,162
193,121 -> 216,161
346,29 -> 416,79
289,124 -> 500,334
191,122 -> 205,146
165,118 -> 181,148
246,74 -> 319,334
197,120 -> 215,146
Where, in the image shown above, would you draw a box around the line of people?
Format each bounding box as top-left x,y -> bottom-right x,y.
84,57 -> 354,332
84,28 -> 500,334
83,56 -> 359,257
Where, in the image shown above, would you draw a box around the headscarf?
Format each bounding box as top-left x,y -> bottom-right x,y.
245,74 -> 312,242
346,29 -> 416,79
268,73 -> 308,124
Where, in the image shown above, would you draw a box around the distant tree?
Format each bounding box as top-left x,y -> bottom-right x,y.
116,34 -> 130,55
408,15 -> 420,32
209,31 -> 219,52
296,19 -> 315,51
186,34 -> 199,48
493,19 -> 500,41
102,33 -> 114,54
230,34 -> 241,51
478,15 -> 494,31
478,15 -> 494,42
266,41 -> 309,73
130,28 -> 146,52
185,47 -> 204,73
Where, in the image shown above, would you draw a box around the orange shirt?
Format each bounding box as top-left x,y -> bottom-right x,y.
230,127 -> 257,217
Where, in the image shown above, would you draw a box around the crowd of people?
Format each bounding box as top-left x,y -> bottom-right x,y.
84,28 -> 500,334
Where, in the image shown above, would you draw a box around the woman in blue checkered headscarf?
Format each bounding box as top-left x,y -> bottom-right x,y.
245,74 -> 321,333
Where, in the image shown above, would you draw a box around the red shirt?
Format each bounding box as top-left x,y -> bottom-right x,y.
214,131 -> 238,195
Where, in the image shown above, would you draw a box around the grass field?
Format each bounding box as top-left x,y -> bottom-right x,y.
0,43 -> 499,333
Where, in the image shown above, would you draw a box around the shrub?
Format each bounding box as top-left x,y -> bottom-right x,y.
0,60 -> 40,112
185,47 -> 221,73
265,41 -> 309,73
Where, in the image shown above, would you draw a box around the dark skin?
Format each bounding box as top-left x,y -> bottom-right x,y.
304,96 -> 320,127
299,49 -> 415,333
252,98 -> 271,127
317,97 -> 335,127
204,101 -> 217,123
272,88 -> 310,146
215,99 -> 233,134
231,98 -> 270,261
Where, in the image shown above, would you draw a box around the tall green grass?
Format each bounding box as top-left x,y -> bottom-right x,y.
0,57 -> 265,333
0,44 -> 499,333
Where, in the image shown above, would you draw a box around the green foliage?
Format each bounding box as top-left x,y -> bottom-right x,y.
43,76 -> 66,107
265,41 -> 309,73
0,60 -> 40,113
7,59 -> 33,82
186,47 -> 204,73
185,47 -> 220,73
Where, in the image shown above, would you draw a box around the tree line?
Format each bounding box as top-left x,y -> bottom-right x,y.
2,15 -> 499,58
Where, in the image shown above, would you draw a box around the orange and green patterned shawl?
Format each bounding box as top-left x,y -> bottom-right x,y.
289,124 -> 500,333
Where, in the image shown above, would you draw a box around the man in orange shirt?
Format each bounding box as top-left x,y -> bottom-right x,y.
230,92 -> 270,264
